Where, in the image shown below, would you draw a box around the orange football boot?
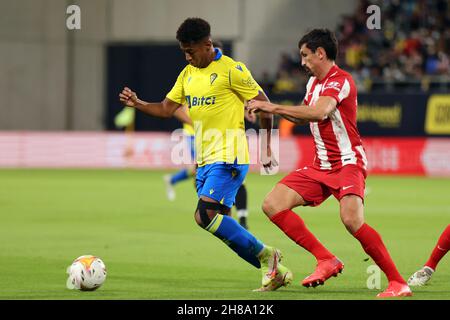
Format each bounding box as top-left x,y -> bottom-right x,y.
302,257 -> 344,288
376,281 -> 413,298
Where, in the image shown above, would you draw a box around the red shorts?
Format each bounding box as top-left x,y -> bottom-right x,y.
279,164 -> 367,207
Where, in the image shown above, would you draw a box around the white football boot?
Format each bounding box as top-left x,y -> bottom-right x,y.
408,266 -> 434,286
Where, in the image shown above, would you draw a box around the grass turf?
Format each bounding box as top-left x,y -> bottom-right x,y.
0,169 -> 448,300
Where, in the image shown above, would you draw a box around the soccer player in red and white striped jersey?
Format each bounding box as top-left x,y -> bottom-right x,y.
247,29 -> 412,297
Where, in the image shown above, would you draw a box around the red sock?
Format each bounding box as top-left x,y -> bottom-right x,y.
353,223 -> 406,284
425,224 -> 450,271
270,209 -> 335,262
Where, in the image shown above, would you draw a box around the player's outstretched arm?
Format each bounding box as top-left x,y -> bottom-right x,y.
247,96 -> 337,122
119,87 -> 181,118
280,114 -> 309,125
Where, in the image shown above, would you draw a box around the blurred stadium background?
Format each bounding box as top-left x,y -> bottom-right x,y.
1,0 -> 449,174
0,0 -> 449,300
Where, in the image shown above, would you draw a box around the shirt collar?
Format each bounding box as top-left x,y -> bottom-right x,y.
319,64 -> 338,83
213,48 -> 223,61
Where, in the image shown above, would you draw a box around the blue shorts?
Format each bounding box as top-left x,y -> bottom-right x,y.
196,163 -> 249,208
186,135 -> 195,162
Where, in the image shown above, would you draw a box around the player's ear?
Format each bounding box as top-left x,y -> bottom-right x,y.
204,38 -> 213,50
317,47 -> 326,61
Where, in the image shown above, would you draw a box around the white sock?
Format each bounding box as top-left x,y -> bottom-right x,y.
237,209 -> 248,218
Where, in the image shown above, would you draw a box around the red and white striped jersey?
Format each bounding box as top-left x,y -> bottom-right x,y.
303,65 -> 368,171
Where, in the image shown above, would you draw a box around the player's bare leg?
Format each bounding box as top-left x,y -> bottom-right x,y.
341,195 -> 412,297
194,196 -> 231,225
339,194 -> 365,234
263,183 -> 343,288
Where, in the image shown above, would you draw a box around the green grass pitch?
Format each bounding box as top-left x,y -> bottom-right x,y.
0,169 -> 448,300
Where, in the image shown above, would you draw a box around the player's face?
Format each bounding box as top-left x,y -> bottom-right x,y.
299,44 -> 322,77
180,40 -> 212,68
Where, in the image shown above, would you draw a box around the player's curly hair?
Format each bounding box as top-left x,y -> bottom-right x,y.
176,18 -> 211,44
298,29 -> 338,61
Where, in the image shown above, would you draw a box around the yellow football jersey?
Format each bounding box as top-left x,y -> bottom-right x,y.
166,49 -> 262,166
182,122 -> 195,136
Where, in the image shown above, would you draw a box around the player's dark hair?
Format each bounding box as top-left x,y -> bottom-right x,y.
176,18 -> 211,44
298,29 -> 338,61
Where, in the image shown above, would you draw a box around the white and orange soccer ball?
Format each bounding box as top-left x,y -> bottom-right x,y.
66,255 -> 107,291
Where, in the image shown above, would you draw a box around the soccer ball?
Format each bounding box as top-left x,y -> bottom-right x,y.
66,255 -> 107,291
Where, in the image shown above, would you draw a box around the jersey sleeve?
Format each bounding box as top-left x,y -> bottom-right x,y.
166,68 -> 187,105
229,62 -> 261,100
320,75 -> 351,104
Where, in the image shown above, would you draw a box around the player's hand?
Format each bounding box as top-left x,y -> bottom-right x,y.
261,147 -> 279,175
119,87 -> 139,107
244,110 -> 257,123
247,100 -> 276,114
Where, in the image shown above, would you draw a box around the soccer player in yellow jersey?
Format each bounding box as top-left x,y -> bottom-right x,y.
119,17 -> 292,291
163,41 -> 253,230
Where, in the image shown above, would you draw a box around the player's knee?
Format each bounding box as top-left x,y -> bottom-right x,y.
262,196 -> 280,217
340,213 -> 363,234
194,210 -> 204,227
340,196 -> 364,233
195,199 -> 226,229
194,209 -> 216,229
